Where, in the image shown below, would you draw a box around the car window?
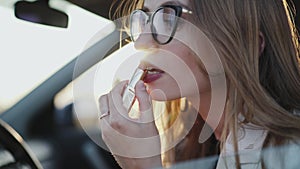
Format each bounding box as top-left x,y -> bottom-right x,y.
54,42 -> 144,129
0,0 -> 112,113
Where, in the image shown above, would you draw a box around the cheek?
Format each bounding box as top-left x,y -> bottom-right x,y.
142,43 -> 211,100
173,45 -> 211,92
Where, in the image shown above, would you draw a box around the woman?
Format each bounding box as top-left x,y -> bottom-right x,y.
99,0 -> 300,168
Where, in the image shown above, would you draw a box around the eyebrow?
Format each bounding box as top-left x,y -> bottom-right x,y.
143,1 -> 191,12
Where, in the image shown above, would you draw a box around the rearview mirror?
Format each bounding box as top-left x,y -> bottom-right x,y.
14,0 -> 68,28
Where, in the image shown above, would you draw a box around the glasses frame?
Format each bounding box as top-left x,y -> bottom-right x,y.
130,5 -> 192,45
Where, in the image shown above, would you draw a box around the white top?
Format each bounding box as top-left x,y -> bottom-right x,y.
216,124 -> 268,169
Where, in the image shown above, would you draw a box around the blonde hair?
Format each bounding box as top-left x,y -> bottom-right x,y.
110,0 -> 300,168
151,99 -> 219,166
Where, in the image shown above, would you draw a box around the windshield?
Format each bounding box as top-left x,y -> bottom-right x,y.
0,0 -> 112,113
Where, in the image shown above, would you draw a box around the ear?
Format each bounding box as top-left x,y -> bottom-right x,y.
259,32 -> 266,56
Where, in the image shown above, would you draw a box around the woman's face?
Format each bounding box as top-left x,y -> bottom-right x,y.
133,0 -> 226,138
135,0 -> 211,101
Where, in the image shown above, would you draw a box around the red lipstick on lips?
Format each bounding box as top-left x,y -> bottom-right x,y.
143,68 -> 164,83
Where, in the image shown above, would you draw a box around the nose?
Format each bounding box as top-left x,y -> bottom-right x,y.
134,26 -> 158,50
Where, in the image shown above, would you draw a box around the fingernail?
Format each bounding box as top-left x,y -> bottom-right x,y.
136,80 -> 146,90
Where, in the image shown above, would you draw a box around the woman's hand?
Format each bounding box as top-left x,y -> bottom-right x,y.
99,81 -> 162,169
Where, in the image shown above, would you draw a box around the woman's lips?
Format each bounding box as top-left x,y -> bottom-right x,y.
143,68 -> 164,83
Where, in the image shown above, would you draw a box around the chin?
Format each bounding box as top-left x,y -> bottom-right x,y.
145,80 -> 183,101
148,89 -> 181,101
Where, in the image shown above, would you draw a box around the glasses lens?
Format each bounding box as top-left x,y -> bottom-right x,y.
152,7 -> 177,44
130,10 -> 147,42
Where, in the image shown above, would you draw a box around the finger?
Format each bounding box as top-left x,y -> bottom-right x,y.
111,80 -> 128,96
99,94 -> 109,119
99,95 -> 111,140
135,81 -> 151,112
135,81 -> 154,123
109,81 -> 129,117
108,89 -> 128,128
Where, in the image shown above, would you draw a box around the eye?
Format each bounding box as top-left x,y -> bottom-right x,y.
162,8 -> 176,26
154,7 -> 176,30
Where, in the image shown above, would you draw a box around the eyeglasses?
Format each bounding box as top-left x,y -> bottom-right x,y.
130,5 -> 193,45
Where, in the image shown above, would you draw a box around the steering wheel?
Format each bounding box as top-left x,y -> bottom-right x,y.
0,119 -> 42,169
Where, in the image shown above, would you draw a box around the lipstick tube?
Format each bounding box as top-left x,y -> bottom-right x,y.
122,68 -> 147,112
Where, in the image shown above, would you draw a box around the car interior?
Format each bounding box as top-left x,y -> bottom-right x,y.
0,0 -> 299,169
